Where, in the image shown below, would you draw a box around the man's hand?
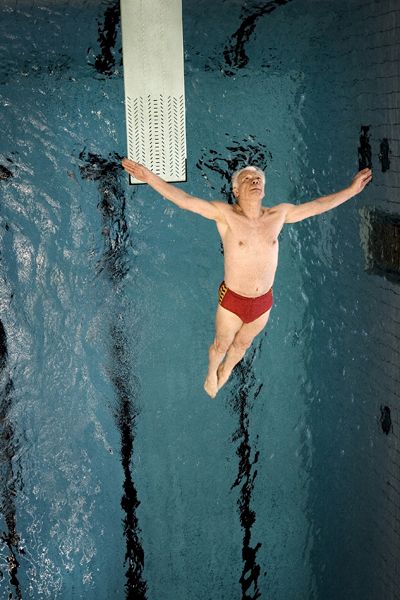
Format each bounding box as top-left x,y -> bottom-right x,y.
349,167 -> 372,194
283,167 -> 373,223
122,158 -> 152,182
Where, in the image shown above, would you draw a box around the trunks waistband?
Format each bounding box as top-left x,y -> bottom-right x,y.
219,281 -> 272,302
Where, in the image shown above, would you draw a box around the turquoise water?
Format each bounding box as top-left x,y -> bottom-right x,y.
1,1 -> 399,599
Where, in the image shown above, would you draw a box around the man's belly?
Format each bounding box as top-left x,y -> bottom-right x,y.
223,255 -> 278,297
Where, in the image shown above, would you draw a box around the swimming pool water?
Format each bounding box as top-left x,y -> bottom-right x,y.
1,1 -> 399,599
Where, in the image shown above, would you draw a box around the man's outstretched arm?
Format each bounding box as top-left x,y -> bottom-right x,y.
121,158 -> 226,222
282,168 -> 372,223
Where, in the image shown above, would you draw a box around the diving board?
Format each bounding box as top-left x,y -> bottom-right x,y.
121,0 -> 187,184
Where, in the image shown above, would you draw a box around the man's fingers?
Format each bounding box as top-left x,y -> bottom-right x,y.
355,168 -> 372,180
122,158 -> 139,168
121,158 -> 148,181
122,158 -> 139,174
362,174 -> 373,188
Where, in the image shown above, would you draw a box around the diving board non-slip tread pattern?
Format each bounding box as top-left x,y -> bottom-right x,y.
126,94 -> 186,183
121,0 -> 187,184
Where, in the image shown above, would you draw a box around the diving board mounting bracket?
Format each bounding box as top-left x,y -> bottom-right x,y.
121,0 -> 187,184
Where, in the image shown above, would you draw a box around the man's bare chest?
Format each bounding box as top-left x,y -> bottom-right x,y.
225,214 -> 282,248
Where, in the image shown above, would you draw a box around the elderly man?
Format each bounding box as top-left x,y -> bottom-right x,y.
121,158 -> 372,397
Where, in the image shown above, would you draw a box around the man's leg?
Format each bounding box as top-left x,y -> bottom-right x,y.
217,309 -> 271,391
204,305 -> 243,398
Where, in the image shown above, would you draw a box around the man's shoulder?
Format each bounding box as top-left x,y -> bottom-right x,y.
266,202 -> 292,219
268,202 -> 291,212
210,200 -> 231,209
210,201 -> 242,213
209,200 -> 236,216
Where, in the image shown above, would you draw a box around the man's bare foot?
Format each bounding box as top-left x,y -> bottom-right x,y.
204,373 -> 218,398
217,363 -> 231,391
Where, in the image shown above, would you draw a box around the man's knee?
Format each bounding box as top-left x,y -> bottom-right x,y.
232,336 -> 253,353
213,336 -> 233,355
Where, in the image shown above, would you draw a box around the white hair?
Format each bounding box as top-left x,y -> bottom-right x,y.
231,165 -> 265,190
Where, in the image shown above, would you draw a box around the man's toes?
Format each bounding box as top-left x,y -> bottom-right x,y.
204,378 -> 218,398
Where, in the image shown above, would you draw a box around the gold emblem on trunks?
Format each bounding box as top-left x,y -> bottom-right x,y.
218,282 -> 228,304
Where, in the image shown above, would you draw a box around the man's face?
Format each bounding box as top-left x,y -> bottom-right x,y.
234,169 -> 265,201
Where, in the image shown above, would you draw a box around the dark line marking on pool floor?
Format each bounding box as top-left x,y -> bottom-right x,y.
79,150 -> 130,280
378,138 -> 391,172
230,348 -> 264,600
110,323 -> 147,600
222,0 -> 293,76
196,135 -> 271,202
79,151 -> 147,599
358,125 -> 372,170
0,319 -> 24,600
362,208 -> 400,284
90,1 -> 121,76
380,405 -> 393,435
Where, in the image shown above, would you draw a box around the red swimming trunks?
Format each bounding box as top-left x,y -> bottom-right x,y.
218,281 -> 273,323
